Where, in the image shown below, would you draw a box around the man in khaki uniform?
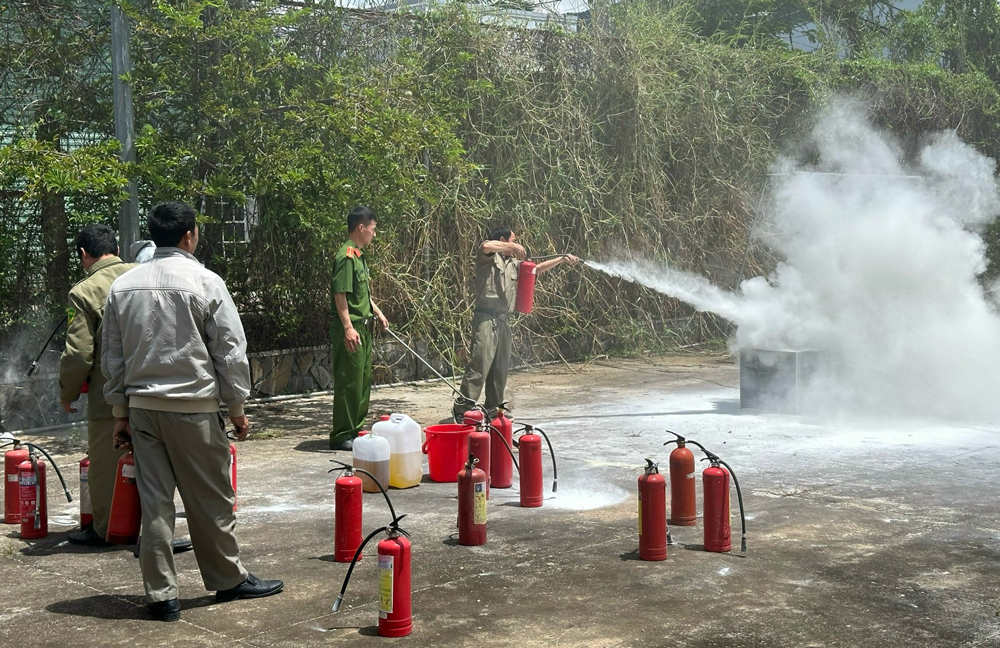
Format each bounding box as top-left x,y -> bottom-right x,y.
59,224 -> 134,546
453,226 -> 578,421
103,202 -> 282,622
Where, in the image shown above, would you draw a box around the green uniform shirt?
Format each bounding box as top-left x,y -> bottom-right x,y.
474,249 -> 520,314
59,256 -> 135,419
331,239 -> 373,324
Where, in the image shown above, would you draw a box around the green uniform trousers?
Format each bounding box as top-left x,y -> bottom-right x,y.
130,408 -> 248,603
456,312 -> 512,419
330,322 -> 373,446
86,417 -> 126,538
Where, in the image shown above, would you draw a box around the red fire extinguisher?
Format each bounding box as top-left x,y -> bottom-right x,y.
227,433 -> 238,512
515,424 -> 558,508
107,452 -> 141,545
701,450 -> 747,554
15,443 -> 72,539
457,454 -> 487,546
329,460 -> 398,564
4,441 -> 29,524
19,457 -> 47,539
465,416 -> 491,500
331,462 -> 364,563
79,456 -> 92,528
332,511 -> 411,637
638,459 -> 667,561
663,431 -> 698,526
515,260 -> 537,314
489,408 -> 516,489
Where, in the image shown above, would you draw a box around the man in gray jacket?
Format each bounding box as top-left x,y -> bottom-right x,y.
103,201 -> 282,622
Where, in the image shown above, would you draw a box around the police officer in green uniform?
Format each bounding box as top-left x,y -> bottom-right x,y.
330,206 -> 389,450
59,224 -> 135,545
452,226 -> 578,421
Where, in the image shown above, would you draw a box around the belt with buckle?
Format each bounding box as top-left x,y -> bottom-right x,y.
474,307 -> 509,321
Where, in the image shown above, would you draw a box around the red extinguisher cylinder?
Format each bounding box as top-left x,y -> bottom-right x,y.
519,432 -> 543,507
668,444 -> 697,526
79,456 -> 93,528
638,463 -> 667,561
334,472 -> 364,563
19,459 -> 47,539
5,445 -> 29,524
107,452 -> 141,545
458,456 -> 487,546
467,429 -> 491,499
703,465 -> 732,553
490,411 -> 514,489
377,534 -> 413,637
515,261 -> 537,314
229,442 -> 238,512
462,410 -> 484,426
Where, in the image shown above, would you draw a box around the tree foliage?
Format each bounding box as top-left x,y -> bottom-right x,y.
1,0 -> 999,366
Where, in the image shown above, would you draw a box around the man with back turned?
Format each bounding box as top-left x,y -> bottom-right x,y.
103,201 -> 283,622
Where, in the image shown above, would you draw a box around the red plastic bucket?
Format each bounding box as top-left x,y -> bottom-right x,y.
422,424 -> 474,483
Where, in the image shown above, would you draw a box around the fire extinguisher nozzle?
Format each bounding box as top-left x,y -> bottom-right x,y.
741,535 -> 748,553
332,596 -> 344,613
552,479 -> 558,493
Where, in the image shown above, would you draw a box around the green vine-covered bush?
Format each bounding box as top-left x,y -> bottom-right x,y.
2,0 -> 999,371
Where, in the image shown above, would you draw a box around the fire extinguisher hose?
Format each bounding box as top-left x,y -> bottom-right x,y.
487,423 -> 520,473
25,442 -> 73,503
332,514 -> 409,613
717,458 -> 747,553
517,425 -> 558,493
384,328 -> 470,405
329,460 -> 398,522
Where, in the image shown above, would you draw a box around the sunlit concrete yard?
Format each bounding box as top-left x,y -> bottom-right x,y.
2,354 -> 999,647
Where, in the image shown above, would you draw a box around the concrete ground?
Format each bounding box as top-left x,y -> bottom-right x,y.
2,354 -> 1000,647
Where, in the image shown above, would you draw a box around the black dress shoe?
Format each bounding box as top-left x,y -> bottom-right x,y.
147,598 -> 180,622
68,526 -> 111,547
172,538 -> 193,554
216,573 -> 284,602
329,438 -> 353,451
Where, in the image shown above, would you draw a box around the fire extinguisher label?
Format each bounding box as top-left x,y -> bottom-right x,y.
378,555 -> 393,617
20,473 -> 37,487
80,467 -> 92,515
637,492 -> 642,535
122,463 -> 136,480
7,474 -> 16,482
687,472 -> 696,479
474,482 -> 487,525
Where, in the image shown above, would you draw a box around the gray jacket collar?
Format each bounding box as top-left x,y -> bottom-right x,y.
153,247 -> 201,263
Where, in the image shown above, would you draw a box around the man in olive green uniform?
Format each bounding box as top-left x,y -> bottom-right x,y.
453,226 -> 578,421
59,224 -> 134,546
330,206 -> 389,450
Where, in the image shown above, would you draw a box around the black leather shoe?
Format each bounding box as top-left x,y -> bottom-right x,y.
172,538 -> 193,554
68,526 -> 111,547
216,573 -> 284,602
329,438 -> 353,451
147,598 -> 180,622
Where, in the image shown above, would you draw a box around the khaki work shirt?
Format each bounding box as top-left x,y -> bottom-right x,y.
59,256 -> 135,420
474,249 -> 520,314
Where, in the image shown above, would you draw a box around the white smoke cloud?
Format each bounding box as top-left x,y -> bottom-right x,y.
590,99 -> 1000,422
